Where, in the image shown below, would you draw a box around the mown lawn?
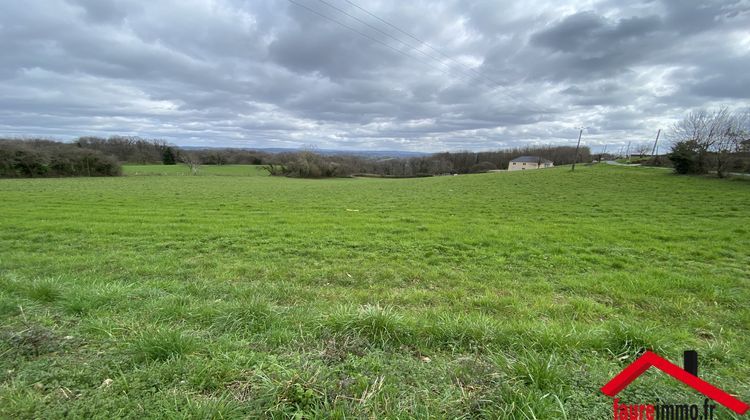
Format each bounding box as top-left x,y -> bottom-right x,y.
0,165 -> 748,418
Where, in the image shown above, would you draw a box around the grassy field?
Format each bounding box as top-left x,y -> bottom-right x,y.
123,164 -> 268,177
0,164 -> 748,418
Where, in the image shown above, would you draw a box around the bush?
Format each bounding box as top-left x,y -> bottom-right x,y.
162,147 -> 177,165
268,152 -> 355,178
668,140 -> 706,175
0,140 -> 121,178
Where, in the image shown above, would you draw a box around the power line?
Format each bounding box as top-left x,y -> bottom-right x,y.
285,0 -> 477,85
337,0 -> 550,114
286,0 -> 550,115
315,0 -> 475,80
342,0 -> 499,85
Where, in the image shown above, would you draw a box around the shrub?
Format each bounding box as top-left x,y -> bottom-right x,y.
668,140 -> 706,175
162,147 -> 177,165
0,140 -> 121,178
267,151 -> 356,178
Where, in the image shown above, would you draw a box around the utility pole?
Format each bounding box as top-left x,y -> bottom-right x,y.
600,145 -> 608,162
651,129 -> 661,157
571,128 -> 583,172
625,141 -> 631,160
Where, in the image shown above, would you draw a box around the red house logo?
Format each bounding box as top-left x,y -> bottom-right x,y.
601,350 -> 749,415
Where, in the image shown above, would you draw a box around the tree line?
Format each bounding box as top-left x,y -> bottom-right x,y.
264,145 -> 590,178
0,136 -> 591,178
0,136 -> 275,178
77,136 -> 274,166
0,139 -> 121,178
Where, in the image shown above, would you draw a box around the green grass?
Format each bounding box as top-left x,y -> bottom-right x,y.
123,164 -> 268,176
0,164 -> 748,418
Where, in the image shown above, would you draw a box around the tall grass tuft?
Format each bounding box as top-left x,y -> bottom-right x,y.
511,350 -> 566,392
209,299 -> 275,335
422,312 -> 502,351
131,328 -> 198,362
26,278 -> 61,303
323,304 -> 411,347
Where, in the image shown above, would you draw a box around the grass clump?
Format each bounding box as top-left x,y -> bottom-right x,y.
0,294 -> 20,317
323,304 -> 412,347
596,321 -> 667,360
25,278 -> 61,303
422,312 -> 503,351
130,328 -> 199,362
208,299 -> 275,335
510,351 -> 566,393
61,290 -> 108,316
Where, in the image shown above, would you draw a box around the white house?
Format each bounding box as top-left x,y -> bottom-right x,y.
508,156 -> 554,171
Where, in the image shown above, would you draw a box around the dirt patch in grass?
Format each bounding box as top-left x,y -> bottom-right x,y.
3,325 -> 62,357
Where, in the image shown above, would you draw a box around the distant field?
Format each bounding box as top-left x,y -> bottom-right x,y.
1,165 -> 748,418
123,164 -> 268,177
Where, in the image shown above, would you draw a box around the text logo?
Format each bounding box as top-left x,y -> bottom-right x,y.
601,350 -> 748,418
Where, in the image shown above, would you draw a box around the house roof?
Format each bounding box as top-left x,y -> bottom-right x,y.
510,156 -> 553,163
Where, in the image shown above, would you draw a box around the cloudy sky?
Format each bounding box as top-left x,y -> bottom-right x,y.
1,0 -> 748,152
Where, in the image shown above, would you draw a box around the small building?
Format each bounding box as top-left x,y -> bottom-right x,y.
508,156 -> 554,171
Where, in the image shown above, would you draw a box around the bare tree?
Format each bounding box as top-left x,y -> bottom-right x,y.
670,107 -> 748,177
634,143 -> 652,157
715,110 -> 748,177
180,152 -> 201,175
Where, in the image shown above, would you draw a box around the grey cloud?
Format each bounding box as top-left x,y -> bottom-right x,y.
523,12 -> 667,82
0,0 -> 748,151
65,0 -> 132,24
690,75 -> 750,99
531,12 -> 662,54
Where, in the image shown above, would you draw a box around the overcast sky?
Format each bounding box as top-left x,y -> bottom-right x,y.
1,0 -> 748,152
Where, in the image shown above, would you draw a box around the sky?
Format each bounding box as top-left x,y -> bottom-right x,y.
0,0 -> 748,152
